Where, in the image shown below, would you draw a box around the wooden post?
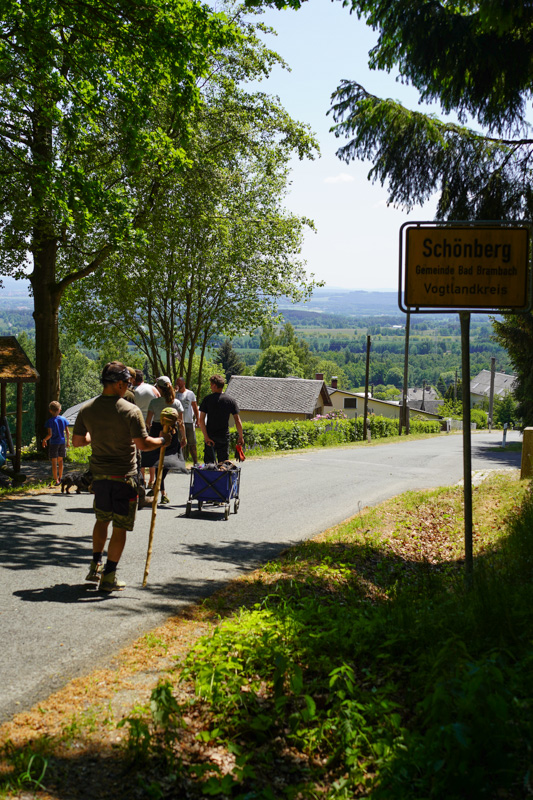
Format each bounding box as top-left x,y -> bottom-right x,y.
363,335 -> 371,442
15,381 -> 23,473
488,356 -> 496,432
142,426 -> 169,587
142,406 -> 180,587
521,428 -> 533,479
1,381 -> 6,420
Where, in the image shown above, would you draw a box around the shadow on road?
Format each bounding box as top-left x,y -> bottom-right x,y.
12,583 -> 110,604
0,497 -> 92,572
471,440 -> 522,468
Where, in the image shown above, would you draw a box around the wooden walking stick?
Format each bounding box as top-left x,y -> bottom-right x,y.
142,407 -> 179,587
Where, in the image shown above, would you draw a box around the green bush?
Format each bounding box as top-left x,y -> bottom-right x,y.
470,408 -> 488,429
224,416 -> 440,454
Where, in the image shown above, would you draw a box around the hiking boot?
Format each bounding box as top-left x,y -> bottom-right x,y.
85,561 -> 103,583
160,493 -> 170,504
99,571 -> 126,592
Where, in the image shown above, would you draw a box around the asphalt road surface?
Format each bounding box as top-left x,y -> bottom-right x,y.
0,430 -> 522,722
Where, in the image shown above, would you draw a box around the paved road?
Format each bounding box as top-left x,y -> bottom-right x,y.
0,431 -> 522,722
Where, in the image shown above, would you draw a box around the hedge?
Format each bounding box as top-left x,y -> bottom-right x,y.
224,416 -> 441,454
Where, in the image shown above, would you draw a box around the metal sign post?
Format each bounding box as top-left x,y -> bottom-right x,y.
399,221 -> 531,584
460,311 -> 473,585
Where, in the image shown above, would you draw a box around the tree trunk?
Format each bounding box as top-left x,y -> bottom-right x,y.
31,244 -> 62,445
30,108 -> 62,446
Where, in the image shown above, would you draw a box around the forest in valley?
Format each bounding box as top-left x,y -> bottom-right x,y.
0,283 -> 513,446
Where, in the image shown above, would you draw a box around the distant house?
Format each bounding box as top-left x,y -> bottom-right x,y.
63,397 -> 97,426
393,385 -> 444,416
327,378 -> 441,422
470,370 -> 516,407
225,375 -> 332,423
406,386 -> 439,404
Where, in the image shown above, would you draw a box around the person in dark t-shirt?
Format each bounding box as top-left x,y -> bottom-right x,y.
199,374 -> 244,463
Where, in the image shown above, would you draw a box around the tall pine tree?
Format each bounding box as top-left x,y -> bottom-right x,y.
216,340 -> 246,383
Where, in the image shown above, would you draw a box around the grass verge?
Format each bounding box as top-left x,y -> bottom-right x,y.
0,471 -> 531,799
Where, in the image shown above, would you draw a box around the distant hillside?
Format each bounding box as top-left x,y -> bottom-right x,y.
0,276 -> 31,301
278,288 -> 401,316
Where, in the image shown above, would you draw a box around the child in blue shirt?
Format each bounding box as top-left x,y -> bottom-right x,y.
42,401 -> 70,486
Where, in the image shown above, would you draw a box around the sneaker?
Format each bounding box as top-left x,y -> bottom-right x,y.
85,561 -> 103,583
99,571 -> 126,592
160,493 -> 170,504
146,488 -> 154,497
147,482 -> 153,490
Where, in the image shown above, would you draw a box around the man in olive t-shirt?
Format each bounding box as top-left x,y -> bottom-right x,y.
72,361 -> 171,591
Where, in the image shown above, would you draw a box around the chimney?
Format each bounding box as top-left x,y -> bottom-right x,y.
315,373 -> 324,381
331,376 -> 338,389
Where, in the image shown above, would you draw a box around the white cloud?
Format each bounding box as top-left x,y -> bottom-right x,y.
324,173 -> 355,184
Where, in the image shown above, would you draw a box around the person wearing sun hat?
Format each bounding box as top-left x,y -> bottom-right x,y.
143,376 -> 186,504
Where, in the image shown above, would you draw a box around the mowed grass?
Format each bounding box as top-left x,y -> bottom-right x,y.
1,471 -> 532,799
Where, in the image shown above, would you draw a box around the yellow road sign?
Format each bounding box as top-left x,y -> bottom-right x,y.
402,224 -> 530,311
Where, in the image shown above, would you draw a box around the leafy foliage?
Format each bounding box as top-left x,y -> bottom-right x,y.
60,16 -> 318,391
215,340 -> 246,383
107,474 -> 533,799
254,345 -> 303,377
227,416 -> 440,454
493,313 -> 533,425
0,0 -> 240,436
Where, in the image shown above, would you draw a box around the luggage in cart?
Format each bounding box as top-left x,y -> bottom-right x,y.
185,466 -> 241,520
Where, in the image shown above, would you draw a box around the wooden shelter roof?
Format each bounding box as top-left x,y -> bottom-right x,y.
0,336 -> 39,383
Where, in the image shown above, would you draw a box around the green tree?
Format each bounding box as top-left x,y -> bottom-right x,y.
58,340 -> 100,412
384,366 -> 403,389
255,345 -> 303,378
319,1 -> 533,220
494,391 -> 518,428
258,321 -> 318,378
61,16 -> 317,394
216,340 -> 246,383
0,0 -> 237,440
436,374 -> 448,398
445,379 -> 463,402
493,316 -> 533,425
313,359 -> 348,388
250,0 -> 533,424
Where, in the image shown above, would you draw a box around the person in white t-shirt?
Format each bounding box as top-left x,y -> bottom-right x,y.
175,376 -> 200,465
133,370 -> 159,420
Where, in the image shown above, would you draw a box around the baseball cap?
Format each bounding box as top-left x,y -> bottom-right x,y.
155,375 -> 171,387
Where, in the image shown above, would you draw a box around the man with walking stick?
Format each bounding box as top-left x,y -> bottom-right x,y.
72,362 -> 171,592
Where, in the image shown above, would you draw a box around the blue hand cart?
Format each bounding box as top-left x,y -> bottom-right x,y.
185,466 -> 241,520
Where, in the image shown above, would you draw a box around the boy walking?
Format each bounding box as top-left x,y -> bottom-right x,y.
42,401 -> 70,485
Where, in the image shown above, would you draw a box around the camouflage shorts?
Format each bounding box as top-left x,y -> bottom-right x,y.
92,476 -> 138,531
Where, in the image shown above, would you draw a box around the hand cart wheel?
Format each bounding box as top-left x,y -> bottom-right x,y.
234,498 -> 240,514
224,505 -> 230,520
185,502 -> 192,517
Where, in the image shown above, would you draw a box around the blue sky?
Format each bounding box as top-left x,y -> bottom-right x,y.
246,0 -> 439,291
